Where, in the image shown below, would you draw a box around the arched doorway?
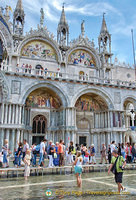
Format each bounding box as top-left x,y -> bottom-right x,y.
75,92 -> 108,150
25,87 -> 63,144
124,100 -> 136,128
77,118 -> 90,146
32,115 -> 47,144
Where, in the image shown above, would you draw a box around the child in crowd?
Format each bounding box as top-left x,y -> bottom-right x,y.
2,139 -> 9,168
24,150 -> 31,180
74,151 -> 83,188
84,148 -> 89,165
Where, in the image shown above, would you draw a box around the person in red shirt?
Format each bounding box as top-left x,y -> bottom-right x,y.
58,140 -> 64,167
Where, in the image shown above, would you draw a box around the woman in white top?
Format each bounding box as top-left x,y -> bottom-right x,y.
74,151 -> 83,188
24,150 -> 31,180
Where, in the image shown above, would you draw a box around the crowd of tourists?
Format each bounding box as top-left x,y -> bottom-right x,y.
0,138 -> 135,191
0,139 -> 135,169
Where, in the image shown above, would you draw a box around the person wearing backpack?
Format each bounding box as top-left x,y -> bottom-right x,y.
108,149 -> 126,193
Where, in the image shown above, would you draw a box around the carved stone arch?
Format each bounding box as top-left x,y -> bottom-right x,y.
66,46 -> 101,69
0,72 -> 9,102
71,86 -> 114,110
122,95 -> 136,110
17,36 -> 62,63
20,80 -> 70,107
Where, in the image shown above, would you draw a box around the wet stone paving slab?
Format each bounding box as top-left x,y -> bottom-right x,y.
0,170 -> 136,200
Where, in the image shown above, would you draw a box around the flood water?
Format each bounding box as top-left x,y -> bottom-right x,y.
0,170 -> 136,200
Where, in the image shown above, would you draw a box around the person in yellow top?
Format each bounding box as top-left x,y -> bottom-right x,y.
108,149 -> 126,193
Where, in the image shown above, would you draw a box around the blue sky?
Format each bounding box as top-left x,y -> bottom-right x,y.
1,0 -> 136,66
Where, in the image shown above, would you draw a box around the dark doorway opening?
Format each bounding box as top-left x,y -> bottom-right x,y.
79,136 -> 86,146
32,136 -> 44,145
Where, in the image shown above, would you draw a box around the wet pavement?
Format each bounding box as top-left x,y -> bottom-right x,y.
0,170 -> 136,200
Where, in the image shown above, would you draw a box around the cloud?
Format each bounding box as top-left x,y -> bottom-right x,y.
47,0 -> 121,17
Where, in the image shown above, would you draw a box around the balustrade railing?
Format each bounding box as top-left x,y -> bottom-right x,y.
0,64 -> 136,88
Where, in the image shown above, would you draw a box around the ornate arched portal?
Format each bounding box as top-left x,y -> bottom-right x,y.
25,87 -> 63,143
75,92 -> 108,148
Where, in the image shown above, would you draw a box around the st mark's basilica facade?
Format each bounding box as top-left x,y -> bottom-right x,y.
0,0 -> 136,154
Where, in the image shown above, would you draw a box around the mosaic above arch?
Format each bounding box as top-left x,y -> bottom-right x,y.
21,40 -> 57,60
68,49 -> 96,67
25,87 -> 62,109
75,93 -> 108,111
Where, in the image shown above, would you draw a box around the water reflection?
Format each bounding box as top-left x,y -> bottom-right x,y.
0,171 -> 136,200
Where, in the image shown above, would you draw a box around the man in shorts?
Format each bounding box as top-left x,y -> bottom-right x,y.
108,149 -> 126,193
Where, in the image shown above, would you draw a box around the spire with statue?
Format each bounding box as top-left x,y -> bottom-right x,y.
57,3 -> 69,47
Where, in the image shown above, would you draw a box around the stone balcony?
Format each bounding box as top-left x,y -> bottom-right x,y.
1,64 -> 136,89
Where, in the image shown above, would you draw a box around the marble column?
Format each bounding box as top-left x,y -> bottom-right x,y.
16,129 -> 20,149
15,105 -> 19,124
12,105 -> 15,124
29,132 -> 32,146
91,133 -> 94,145
71,131 -> 75,144
4,104 -> 8,124
107,132 -> 111,146
93,113 -> 95,128
65,131 -> 70,147
108,112 -> 110,128
20,130 -> 24,142
110,132 -> 113,142
52,131 -> 55,143
97,133 -> 100,154
113,132 -> 116,143
11,129 -> 15,154
101,133 -> 105,144
120,132 -> 122,143
93,133 -> 97,150
1,103 -> 4,124
47,131 -> 50,141
110,111 -> 113,128
62,130 -> 65,141
0,129 -> 4,151
6,129 -> 10,141
28,108 -> 30,126
23,131 -> 28,140
8,104 -> 11,124
19,105 -> 22,124
22,106 -> 25,124
122,133 -> 125,144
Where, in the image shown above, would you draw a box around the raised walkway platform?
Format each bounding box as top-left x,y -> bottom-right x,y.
0,163 -> 136,178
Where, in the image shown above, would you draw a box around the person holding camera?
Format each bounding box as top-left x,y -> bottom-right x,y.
108,149 -> 126,193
